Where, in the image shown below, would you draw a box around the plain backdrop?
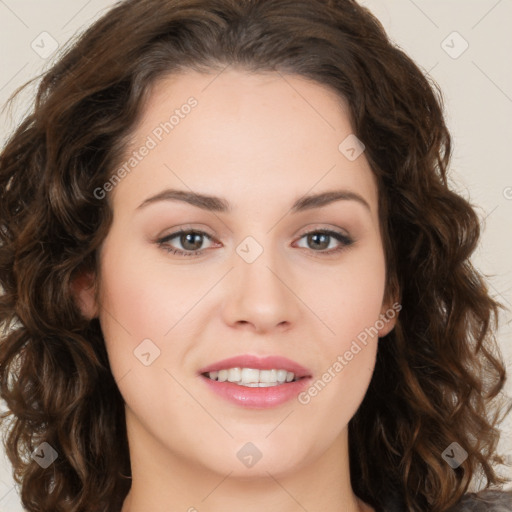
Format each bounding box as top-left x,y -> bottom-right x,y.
0,1 -> 511,510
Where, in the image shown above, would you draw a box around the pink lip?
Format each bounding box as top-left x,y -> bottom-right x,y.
197,354 -> 312,409
198,354 -> 311,378
200,377 -> 312,408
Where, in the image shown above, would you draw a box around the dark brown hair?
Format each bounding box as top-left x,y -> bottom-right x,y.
0,1 -> 510,511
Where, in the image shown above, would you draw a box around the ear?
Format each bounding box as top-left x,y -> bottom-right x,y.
70,269 -> 99,320
377,272 -> 401,338
377,299 -> 401,338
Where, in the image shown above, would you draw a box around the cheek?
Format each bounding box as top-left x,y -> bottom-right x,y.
310,244 -> 387,346
96,237 -> 173,380
97,237 -> 190,342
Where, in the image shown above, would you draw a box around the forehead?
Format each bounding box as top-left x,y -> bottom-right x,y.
112,69 -> 379,219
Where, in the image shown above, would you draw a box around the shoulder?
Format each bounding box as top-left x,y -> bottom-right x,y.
449,489 -> 512,511
379,487 -> 511,511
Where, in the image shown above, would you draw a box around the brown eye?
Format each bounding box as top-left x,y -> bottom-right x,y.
157,229 -> 215,256
295,230 -> 354,255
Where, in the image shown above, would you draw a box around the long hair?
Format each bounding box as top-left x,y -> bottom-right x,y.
0,1 -> 510,511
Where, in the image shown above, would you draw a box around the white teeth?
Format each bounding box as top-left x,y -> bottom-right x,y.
259,369 -> 276,383
227,367 -> 241,382
276,369 -> 287,383
241,368 -> 259,384
205,367 -> 298,386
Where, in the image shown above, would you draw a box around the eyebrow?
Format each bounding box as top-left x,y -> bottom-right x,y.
136,188 -> 371,213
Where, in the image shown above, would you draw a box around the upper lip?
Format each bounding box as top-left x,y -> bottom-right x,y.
198,354 -> 312,378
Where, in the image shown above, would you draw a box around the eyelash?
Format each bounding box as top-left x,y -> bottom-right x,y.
156,228 -> 354,257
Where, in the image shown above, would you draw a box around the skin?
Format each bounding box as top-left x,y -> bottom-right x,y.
75,69 -> 398,512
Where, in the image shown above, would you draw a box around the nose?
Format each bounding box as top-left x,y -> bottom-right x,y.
221,241 -> 300,334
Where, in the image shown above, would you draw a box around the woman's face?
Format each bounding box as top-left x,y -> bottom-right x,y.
79,69 -> 397,479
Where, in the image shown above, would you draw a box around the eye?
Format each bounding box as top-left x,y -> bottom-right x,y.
157,229 -> 216,256
294,229 -> 354,255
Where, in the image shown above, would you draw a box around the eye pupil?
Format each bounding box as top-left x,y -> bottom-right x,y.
308,233 -> 329,250
182,232 -> 203,251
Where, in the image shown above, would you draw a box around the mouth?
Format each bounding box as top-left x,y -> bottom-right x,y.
197,355 -> 312,408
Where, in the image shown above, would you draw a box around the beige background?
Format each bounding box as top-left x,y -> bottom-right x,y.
0,0 -> 511,509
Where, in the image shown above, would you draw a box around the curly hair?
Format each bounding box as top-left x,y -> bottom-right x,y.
0,0 -> 510,511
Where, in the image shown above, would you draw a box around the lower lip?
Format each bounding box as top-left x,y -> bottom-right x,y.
199,375 -> 312,409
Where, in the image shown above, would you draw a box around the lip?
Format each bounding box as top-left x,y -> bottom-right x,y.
200,376 -> 312,408
198,354 -> 312,409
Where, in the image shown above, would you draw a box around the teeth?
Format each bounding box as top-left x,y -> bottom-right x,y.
205,367 -> 298,386
259,369 -> 276,383
241,368 -> 259,384
276,369 -> 287,383
227,367 -> 241,382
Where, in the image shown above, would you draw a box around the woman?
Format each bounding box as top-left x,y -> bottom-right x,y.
0,1 -> 510,511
